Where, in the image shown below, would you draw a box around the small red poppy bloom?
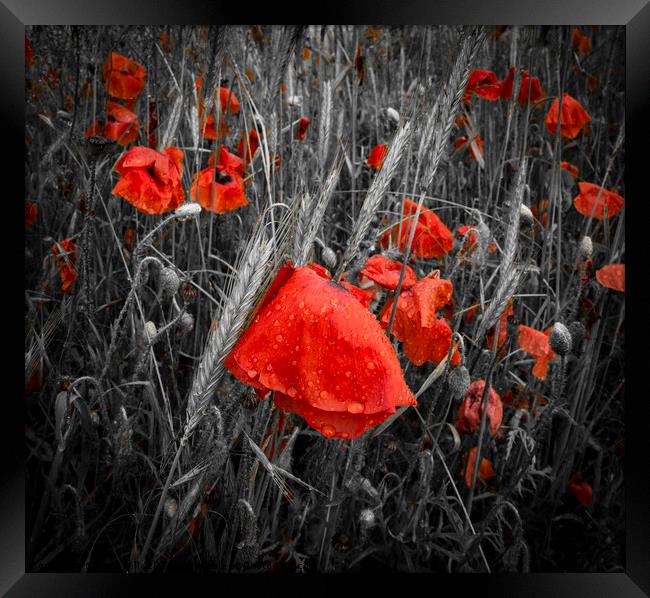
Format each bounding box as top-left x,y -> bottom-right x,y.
380,198 -> 454,260
190,146 -> 248,214
52,238 -> 78,294
296,117 -> 310,142
237,128 -> 260,171
103,52 -> 146,100
224,263 -> 416,439
545,93 -> 591,139
572,28 -> 592,53
85,101 -> 140,146
567,480 -> 593,506
517,71 -> 545,104
595,264 -> 625,292
518,325 -> 556,380
25,35 -> 34,68
112,146 -> 185,215
25,201 -> 38,229
573,182 -> 624,220
195,76 -> 240,140
560,161 -> 579,178
359,254 -> 416,291
456,380 -> 503,436
486,299 -> 514,354
367,144 -> 388,171
380,272 -> 461,367
463,69 -> 502,103
456,225 -> 496,256
464,447 -> 495,489
455,135 -> 484,162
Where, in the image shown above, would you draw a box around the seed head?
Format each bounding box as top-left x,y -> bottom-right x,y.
174,203 -> 201,220
160,267 -> 180,296
321,246 -> 337,269
386,107 -> 400,124
448,365 -> 470,400
519,204 -> 534,226
579,236 -> 593,260
164,497 -> 178,518
549,322 -> 572,356
179,312 -> 194,335
359,508 -> 376,529
144,321 -> 157,340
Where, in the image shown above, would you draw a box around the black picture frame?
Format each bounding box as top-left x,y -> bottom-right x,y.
7,1 -> 648,595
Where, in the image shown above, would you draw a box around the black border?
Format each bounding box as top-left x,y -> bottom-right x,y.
8,1 -> 649,596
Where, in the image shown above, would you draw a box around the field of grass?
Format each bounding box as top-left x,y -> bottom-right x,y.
24,24 -> 625,572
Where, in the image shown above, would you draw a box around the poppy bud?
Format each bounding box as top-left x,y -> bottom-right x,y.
144,320 -> 157,340
164,497 -> 178,518
174,203 -> 202,220
568,321 -> 585,353
519,204 -> 534,227
241,388 -> 260,410
359,508 -> 376,528
160,267 -> 180,296
179,312 -> 194,335
180,281 -> 198,303
386,107 -> 400,124
332,532 -> 352,553
448,365 -> 470,400
549,322 -> 572,356
321,246 -> 337,269
579,235 -> 593,259
287,95 -> 302,107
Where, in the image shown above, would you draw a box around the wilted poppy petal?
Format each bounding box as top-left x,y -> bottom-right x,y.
456,380 -> 503,435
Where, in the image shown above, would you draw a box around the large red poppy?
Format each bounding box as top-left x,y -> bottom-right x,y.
379,272 -> 461,367
224,264 -> 416,439
463,69 -> 502,103
191,146 -> 248,214
518,325 -> 556,380
52,238 -> 78,294
573,182 -> 624,220
111,146 -> 185,215
545,93 -> 591,139
380,198 -> 454,259
359,254 -> 416,291
456,380 -> 503,435
367,144 -> 388,171
103,52 -> 146,100
85,101 -> 140,146
595,264 -> 625,292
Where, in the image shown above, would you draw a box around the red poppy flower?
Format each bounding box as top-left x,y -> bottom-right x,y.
112,146 -> 185,215
560,161 -> 579,178
103,52 -> 146,100
486,299 -> 514,354
456,380 -> 503,436
463,69 -> 502,103
52,238 -> 78,294
85,101 -> 140,146
195,76 -> 240,140
545,93 -> 591,139
572,28 -> 592,53
25,35 -> 34,68
237,128 -> 260,171
359,254 -> 416,291
464,447 -> 495,489
25,201 -> 38,229
296,117 -> 310,142
380,199 -> 454,260
517,71 -> 545,104
455,135 -> 484,162
595,264 -> 625,292
224,264 -> 416,439
518,325 -> 556,380
367,144 -> 388,171
567,480 -> 593,506
190,146 -> 248,214
379,272 -> 461,367
573,182 -> 624,220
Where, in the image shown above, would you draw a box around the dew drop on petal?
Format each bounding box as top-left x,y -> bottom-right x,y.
287,386 -> 297,397
247,369 -> 258,378
321,424 -> 336,437
347,401 -> 364,414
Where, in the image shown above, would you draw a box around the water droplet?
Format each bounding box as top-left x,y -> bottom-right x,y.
345,371 -> 352,378
367,361 -> 375,370
266,364 -> 273,371
321,424 -> 336,437
287,386 -> 297,397
299,301 -> 305,309
247,369 -> 258,378
273,320 -> 280,326
341,432 -> 350,439
275,303 -> 282,311
291,360 -> 297,366
320,390 -> 328,399
347,401 -> 364,414
276,334 -> 283,342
